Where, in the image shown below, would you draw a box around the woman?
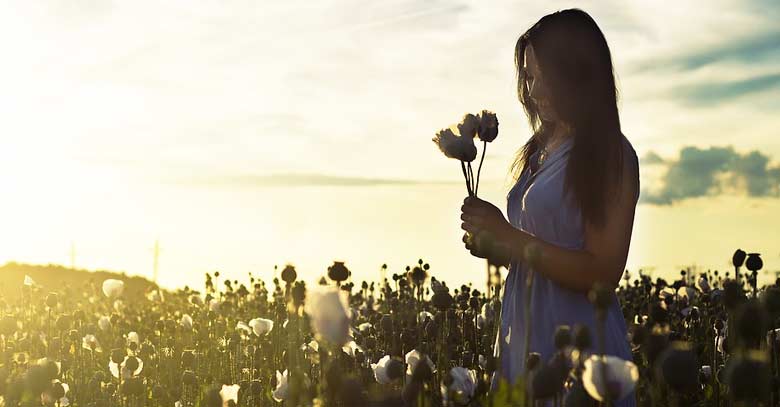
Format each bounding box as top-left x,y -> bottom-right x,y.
460,8 -> 640,405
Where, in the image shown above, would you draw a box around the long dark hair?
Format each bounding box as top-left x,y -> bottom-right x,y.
509,8 -> 626,229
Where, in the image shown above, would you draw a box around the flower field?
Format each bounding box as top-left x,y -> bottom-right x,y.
1,252 -> 779,406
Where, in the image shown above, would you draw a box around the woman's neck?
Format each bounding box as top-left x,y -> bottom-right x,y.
543,122 -> 571,152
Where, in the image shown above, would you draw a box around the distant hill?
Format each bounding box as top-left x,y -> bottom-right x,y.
0,261 -> 158,301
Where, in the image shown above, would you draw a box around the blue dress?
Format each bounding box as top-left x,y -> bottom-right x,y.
493,134 -> 639,406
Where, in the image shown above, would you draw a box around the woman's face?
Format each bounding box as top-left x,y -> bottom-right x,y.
524,43 -> 558,122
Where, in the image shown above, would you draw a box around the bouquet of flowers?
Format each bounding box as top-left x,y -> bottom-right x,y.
433,110 -> 505,264
432,110 -> 498,197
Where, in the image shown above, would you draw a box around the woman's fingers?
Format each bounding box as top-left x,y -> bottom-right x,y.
461,222 -> 477,233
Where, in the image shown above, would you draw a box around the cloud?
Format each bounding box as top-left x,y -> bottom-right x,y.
630,29 -> 780,74
672,72 -> 780,106
640,151 -> 665,165
174,173 -> 461,187
641,145 -> 780,204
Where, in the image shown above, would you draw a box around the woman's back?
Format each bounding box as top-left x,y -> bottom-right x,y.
494,133 -> 639,406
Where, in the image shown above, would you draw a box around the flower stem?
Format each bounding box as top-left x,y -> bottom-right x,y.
475,140 -> 487,196
467,162 -> 475,196
461,161 -> 473,196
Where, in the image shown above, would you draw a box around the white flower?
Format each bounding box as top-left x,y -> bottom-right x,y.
58,382 -> 71,406
440,367 -> 477,405
304,286 -> 351,346
481,302 -> 495,321
98,316 -> 112,331
81,334 -> 102,352
700,365 -> 712,380
43,380 -> 70,406
236,321 -> 252,335
102,279 -> 125,299
23,275 -> 36,286
272,370 -> 289,402
126,331 -> 140,347
248,318 -> 274,336
342,340 -> 362,357
371,355 -> 396,384
113,300 -> 125,313
697,277 -> 710,293
582,355 -> 639,402
146,289 -> 164,302
358,322 -> 373,333
109,356 -> 144,379
180,314 -> 193,330
405,349 -> 435,379
36,357 -> 62,376
417,311 -> 434,325
220,384 -> 240,406
677,286 -> 696,302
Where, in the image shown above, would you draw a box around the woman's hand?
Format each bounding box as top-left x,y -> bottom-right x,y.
460,196 -> 513,241
462,230 -> 512,268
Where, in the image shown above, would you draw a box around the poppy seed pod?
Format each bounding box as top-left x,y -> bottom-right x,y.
528,353 -> 570,399
385,358 -> 405,381
410,266 -> 426,286
110,349 -> 125,364
722,280 -> 746,311
554,325 -> 572,350
745,253 -> 762,272
45,293 -> 58,308
732,249 -> 746,268
281,265 -> 297,283
724,350 -> 771,402
655,341 -> 699,394
125,356 -> 141,373
432,291 -> 454,311
526,352 -> 542,371
734,300 -> 768,349
573,324 -> 592,351
328,261 -> 350,283
55,315 -> 72,331
760,286 -> 780,318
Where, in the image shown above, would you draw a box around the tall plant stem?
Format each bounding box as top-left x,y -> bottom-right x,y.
475,140 -> 487,196
467,162 -> 475,195
461,161 -> 473,196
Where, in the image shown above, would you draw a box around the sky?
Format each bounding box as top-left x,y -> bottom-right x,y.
0,0 -> 778,290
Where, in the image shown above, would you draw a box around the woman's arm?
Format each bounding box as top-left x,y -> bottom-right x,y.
503,157 -> 639,294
